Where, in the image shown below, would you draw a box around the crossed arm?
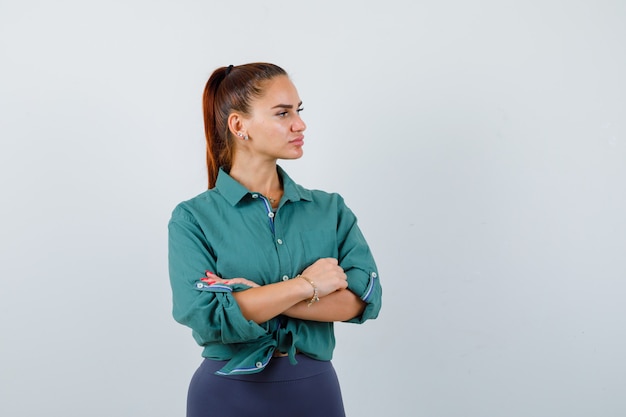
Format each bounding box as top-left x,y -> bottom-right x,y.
203,258 -> 366,324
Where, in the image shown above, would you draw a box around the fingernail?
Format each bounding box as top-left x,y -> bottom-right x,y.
205,271 -> 215,276
201,278 -> 216,284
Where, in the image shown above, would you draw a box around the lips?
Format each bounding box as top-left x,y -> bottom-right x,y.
289,135 -> 304,145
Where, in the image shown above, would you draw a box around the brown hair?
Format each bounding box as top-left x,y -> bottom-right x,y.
202,62 -> 288,188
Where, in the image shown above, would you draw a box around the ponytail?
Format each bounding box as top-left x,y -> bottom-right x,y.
202,67 -> 232,189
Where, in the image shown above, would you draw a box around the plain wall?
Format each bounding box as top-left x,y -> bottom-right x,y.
1,1 -> 625,416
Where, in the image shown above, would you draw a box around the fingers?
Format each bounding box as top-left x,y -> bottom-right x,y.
201,272 -> 260,288
201,271 -> 219,285
225,277 -> 261,288
300,258 -> 349,298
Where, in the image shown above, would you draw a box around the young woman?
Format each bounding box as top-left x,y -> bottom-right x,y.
168,62 -> 382,417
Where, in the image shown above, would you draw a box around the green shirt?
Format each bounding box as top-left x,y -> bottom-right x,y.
168,166 -> 382,375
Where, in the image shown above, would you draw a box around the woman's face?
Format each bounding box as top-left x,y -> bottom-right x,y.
242,75 -> 307,161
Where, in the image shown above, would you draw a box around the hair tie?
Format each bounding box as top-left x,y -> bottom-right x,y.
225,64 -> 234,76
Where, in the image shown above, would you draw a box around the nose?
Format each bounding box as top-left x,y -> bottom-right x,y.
292,114 -> 306,132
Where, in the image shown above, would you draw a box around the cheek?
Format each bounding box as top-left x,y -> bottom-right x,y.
268,123 -> 289,137
252,120 -> 289,141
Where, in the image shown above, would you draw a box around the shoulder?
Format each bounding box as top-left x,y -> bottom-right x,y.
294,183 -> 358,221
279,165 -> 345,207
170,189 -> 221,223
294,186 -> 352,219
290,181 -> 344,205
309,188 -> 344,204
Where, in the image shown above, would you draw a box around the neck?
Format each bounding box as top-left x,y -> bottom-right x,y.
229,157 -> 282,195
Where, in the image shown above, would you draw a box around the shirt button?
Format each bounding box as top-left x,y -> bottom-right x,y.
268,212 -> 275,218
251,193 -> 259,198
371,272 -> 378,278
255,362 -> 263,368
282,275 -> 289,281
277,239 -> 283,245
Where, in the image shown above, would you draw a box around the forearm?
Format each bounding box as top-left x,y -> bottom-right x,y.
282,289 -> 366,322
232,278 -> 311,323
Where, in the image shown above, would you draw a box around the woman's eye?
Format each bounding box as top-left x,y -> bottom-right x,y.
277,108 -> 303,117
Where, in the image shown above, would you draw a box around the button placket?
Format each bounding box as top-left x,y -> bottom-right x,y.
253,194 -> 275,234
272,207 -> 294,285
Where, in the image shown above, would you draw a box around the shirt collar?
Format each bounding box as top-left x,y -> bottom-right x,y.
215,165 -> 312,206
278,165 -> 312,203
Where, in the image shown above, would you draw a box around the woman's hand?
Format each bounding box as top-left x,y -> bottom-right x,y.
201,271 -> 260,288
299,258 -> 347,298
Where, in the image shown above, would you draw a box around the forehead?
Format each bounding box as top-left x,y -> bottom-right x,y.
254,76 -> 301,107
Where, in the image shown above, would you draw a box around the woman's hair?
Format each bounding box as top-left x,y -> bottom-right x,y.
202,62 -> 288,188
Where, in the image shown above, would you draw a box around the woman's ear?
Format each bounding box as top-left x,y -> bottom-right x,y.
227,113 -> 247,139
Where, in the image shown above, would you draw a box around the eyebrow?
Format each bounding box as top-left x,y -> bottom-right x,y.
271,101 -> 303,109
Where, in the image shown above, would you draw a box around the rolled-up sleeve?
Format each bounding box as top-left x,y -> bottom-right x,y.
335,196 -> 382,324
168,206 -> 270,346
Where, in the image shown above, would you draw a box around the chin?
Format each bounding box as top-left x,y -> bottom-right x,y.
281,150 -> 304,160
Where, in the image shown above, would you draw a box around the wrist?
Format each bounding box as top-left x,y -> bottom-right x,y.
297,275 -> 320,307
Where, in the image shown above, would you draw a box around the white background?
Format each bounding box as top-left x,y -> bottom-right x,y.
1,1 -> 625,416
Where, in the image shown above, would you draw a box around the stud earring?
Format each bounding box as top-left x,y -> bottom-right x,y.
237,132 -> 249,140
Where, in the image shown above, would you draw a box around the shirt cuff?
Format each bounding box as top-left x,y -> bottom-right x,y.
345,269 -> 382,323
